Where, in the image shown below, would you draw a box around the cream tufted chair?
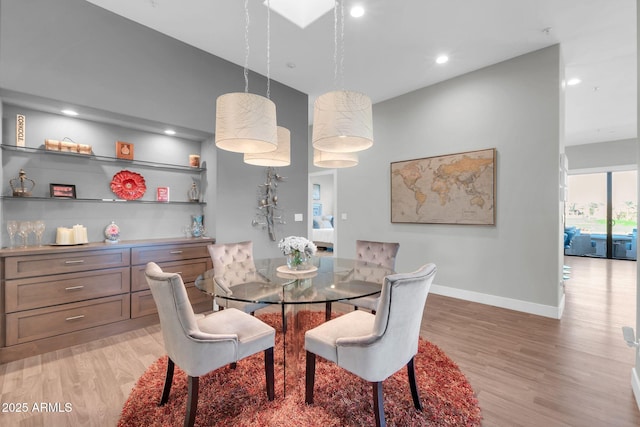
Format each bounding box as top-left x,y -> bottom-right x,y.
325,240 -> 400,319
145,262 -> 275,427
305,263 -> 437,427
207,241 -> 272,315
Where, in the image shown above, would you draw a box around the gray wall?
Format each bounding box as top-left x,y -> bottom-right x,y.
0,0 -> 309,257
566,138 -> 638,172
333,46 -> 564,316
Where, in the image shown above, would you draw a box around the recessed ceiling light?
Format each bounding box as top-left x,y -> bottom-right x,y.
567,78 -> 581,86
286,62 -> 296,69
435,55 -> 449,65
61,109 -> 78,116
350,5 -> 365,18
164,129 -> 176,135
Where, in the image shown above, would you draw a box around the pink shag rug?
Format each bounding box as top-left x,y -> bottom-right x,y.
119,311 -> 481,426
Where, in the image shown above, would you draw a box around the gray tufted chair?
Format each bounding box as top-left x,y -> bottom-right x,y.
207,241 -> 272,315
145,262 -> 275,427
305,263 -> 436,427
325,240 -> 400,319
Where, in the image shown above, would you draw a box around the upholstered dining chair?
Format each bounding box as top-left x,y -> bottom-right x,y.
305,263 -> 437,427
145,262 -> 275,427
325,240 -> 400,320
207,241 -> 271,315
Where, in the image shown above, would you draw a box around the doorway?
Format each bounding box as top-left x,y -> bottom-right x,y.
308,170 -> 338,256
565,170 -> 637,260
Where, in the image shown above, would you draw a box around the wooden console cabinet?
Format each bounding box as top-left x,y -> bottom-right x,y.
0,237 -> 214,363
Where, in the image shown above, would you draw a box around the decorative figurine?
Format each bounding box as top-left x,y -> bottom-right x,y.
188,181 -> 200,202
104,221 -> 120,243
10,169 -> 35,197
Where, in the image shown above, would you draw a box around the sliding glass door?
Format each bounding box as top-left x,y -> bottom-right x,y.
565,170 -> 637,260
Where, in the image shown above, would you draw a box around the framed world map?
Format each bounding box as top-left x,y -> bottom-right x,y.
390,148 -> 496,225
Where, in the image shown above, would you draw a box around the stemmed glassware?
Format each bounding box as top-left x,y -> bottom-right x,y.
18,221 -> 30,247
6,220 -> 18,248
34,221 -> 46,246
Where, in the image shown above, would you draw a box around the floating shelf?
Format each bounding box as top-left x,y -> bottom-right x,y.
1,145 -> 206,173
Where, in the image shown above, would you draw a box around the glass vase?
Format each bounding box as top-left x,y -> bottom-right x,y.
286,250 -> 308,270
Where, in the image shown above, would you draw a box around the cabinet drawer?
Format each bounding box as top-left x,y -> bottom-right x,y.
131,243 -> 210,265
131,258 -> 212,291
5,294 -> 131,346
131,287 -> 212,318
5,267 -> 130,313
5,248 -> 130,279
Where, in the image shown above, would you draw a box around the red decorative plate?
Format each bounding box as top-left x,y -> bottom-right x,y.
110,170 -> 146,200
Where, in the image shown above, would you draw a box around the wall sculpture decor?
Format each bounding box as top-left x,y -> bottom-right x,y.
391,148 -> 496,225
252,167 -> 286,241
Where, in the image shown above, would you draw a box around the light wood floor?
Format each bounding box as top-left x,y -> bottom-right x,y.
0,256 -> 638,426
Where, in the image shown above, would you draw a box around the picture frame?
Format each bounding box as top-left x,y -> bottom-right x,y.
312,184 -> 321,200
50,183 -> 77,199
390,148 -> 496,225
313,202 -> 322,216
116,141 -> 134,160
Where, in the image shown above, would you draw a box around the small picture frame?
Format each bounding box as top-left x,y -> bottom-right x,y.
156,186 -> 170,202
116,141 -> 134,160
50,183 -> 77,199
313,184 -> 321,200
313,202 -> 322,216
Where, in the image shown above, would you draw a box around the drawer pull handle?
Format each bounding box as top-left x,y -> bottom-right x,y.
64,260 -> 85,264
65,285 -> 85,291
65,315 -> 85,321
170,250 -> 184,254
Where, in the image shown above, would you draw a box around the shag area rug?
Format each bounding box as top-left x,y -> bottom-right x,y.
119,311 -> 481,426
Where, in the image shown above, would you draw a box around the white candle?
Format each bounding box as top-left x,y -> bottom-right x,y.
56,227 -> 71,244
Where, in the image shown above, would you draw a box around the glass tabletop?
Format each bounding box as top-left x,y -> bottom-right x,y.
195,257 -> 393,305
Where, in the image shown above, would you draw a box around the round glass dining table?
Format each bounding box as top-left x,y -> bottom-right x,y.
195,256 -> 393,395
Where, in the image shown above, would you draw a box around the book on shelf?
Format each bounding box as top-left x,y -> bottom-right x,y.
156,187 -> 170,202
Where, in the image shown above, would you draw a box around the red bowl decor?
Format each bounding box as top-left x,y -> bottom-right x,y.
110,170 -> 146,200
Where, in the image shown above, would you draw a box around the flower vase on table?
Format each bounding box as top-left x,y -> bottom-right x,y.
279,236 -> 317,271
286,250 -> 309,270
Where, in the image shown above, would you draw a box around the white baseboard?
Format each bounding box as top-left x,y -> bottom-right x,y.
632,367 -> 640,411
430,284 -> 565,319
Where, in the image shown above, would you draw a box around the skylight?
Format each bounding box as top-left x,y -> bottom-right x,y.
264,0 -> 335,29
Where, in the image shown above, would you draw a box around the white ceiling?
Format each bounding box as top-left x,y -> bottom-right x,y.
85,0 -> 636,146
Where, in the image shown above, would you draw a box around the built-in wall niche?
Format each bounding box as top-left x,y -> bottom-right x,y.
0,100 -> 213,246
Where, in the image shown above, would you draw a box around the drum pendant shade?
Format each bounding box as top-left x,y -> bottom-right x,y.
244,126 -> 291,166
313,149 -> 358,168
312,90 -> 373,153
215,92 -> 278,154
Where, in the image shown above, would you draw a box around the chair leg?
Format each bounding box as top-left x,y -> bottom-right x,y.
159,357 -> 175,406
185,376 -> 199,427
372,381 -> 386,427
325,302 -> 332,321
407,356 -> 422,410
264,347 -> 275,401
305,351 -> 316,404
229,362 -> 237,369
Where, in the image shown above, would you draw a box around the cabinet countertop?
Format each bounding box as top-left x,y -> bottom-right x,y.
0,237 -> 215,257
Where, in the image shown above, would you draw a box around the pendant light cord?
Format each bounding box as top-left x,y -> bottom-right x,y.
244,0 -> 250,93
266,0 -> 271,99
333,0 -> 345,90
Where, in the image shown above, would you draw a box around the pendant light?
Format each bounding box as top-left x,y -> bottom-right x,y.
215,0 -> 278,154
312,0 -> 373,155
313,149 -> 358,168
243,0 -> 291,167
244,126 -> 291,166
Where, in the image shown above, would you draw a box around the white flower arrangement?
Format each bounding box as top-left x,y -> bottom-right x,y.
278,235 -> 317,256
